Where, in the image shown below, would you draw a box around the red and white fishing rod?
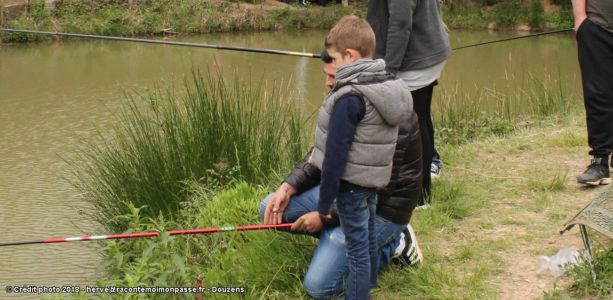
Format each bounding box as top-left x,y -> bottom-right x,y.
0,223 -> 293,247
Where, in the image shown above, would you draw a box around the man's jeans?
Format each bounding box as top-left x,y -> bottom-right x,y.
259,186 -> 406,299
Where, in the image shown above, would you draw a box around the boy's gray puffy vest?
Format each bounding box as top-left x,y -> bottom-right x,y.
309,59 -> 414,188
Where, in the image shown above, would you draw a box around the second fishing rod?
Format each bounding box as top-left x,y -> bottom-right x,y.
0,27 -> 574,58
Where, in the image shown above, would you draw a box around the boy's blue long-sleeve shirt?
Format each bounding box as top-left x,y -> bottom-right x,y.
317,94 -> 366,215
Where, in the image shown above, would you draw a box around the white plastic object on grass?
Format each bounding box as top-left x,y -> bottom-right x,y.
537,246 -> 581,278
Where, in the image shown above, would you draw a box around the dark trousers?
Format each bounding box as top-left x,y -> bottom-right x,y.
411,81 -> 437,203
577,18 -> 613,158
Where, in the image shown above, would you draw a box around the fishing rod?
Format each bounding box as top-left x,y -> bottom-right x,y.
0,28 -> 321,58
0,27 -> 573,57
452,28 -> 574,50
0,223 -> 293,247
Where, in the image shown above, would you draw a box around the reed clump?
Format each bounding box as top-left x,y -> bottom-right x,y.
72,71 -> 308,232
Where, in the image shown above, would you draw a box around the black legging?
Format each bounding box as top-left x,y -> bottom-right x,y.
411,81 -> 437,204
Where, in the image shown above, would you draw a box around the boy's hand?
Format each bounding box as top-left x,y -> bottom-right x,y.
291,212 -> 323,233
263,182 -> 296,225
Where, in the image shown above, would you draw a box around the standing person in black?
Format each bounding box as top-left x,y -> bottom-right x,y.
367,0 -> 451,204
573,0 -> 613,186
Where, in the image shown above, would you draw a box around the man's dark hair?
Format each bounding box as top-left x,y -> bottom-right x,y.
320,49 -> 333,64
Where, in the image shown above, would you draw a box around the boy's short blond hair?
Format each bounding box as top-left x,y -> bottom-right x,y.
325,15 -> 375,58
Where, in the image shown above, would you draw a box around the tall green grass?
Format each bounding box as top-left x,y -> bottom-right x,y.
433,72 -> 575,145
71,71 -> 308,232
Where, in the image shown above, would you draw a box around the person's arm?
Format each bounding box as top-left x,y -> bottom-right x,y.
263,148 -> 323,225
383,0 -> 417,72
263,149 -> 322,225
263,182 -> 297,225
317,95 -> 365,215
571,0 -> 587,31
291,204 -> 341,233
284,148 -> 321,194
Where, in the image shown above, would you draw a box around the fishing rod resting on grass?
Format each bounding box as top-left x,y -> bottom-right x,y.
0,27 -> 574,57
0,223 -> 293,247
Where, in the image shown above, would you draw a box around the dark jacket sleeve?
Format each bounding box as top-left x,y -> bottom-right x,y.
383,0 -> 417,72
283,150 -> 341,229
376,113 -> 422,224
283,148 -> 321,195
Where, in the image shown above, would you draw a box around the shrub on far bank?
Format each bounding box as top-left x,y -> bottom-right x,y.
442,0 -> 570,31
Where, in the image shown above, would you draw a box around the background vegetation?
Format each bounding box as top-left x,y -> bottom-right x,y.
1,0 -> 358,43
1,0 -> 573,43
443,0 -> 573,31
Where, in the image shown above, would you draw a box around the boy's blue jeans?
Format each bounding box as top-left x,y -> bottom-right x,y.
336,185 -> 377,300
259,186 -> 405,299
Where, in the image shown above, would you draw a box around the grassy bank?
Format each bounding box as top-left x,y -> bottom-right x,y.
84,113 -> 613,299
442,0 -> 574,31
0,0 -> 361,43
0,0 -> 575,44
68,68 -> 613,298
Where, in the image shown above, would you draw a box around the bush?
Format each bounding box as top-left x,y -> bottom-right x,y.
528,0 -> 545,30
491,0 -> 523,28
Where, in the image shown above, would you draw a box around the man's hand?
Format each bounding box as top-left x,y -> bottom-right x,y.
263,182 -> 296,225
291,212 -> 323,234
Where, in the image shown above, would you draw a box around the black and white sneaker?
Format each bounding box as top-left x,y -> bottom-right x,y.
393,224 -> 423,266
431,159 -> 442,179
577,157 -> 611,186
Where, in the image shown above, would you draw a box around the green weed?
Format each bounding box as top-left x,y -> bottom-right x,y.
91,182 -> 315,299
545,246 -> 613,299
568,248 -> 613,298
527,172 -> 567,193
